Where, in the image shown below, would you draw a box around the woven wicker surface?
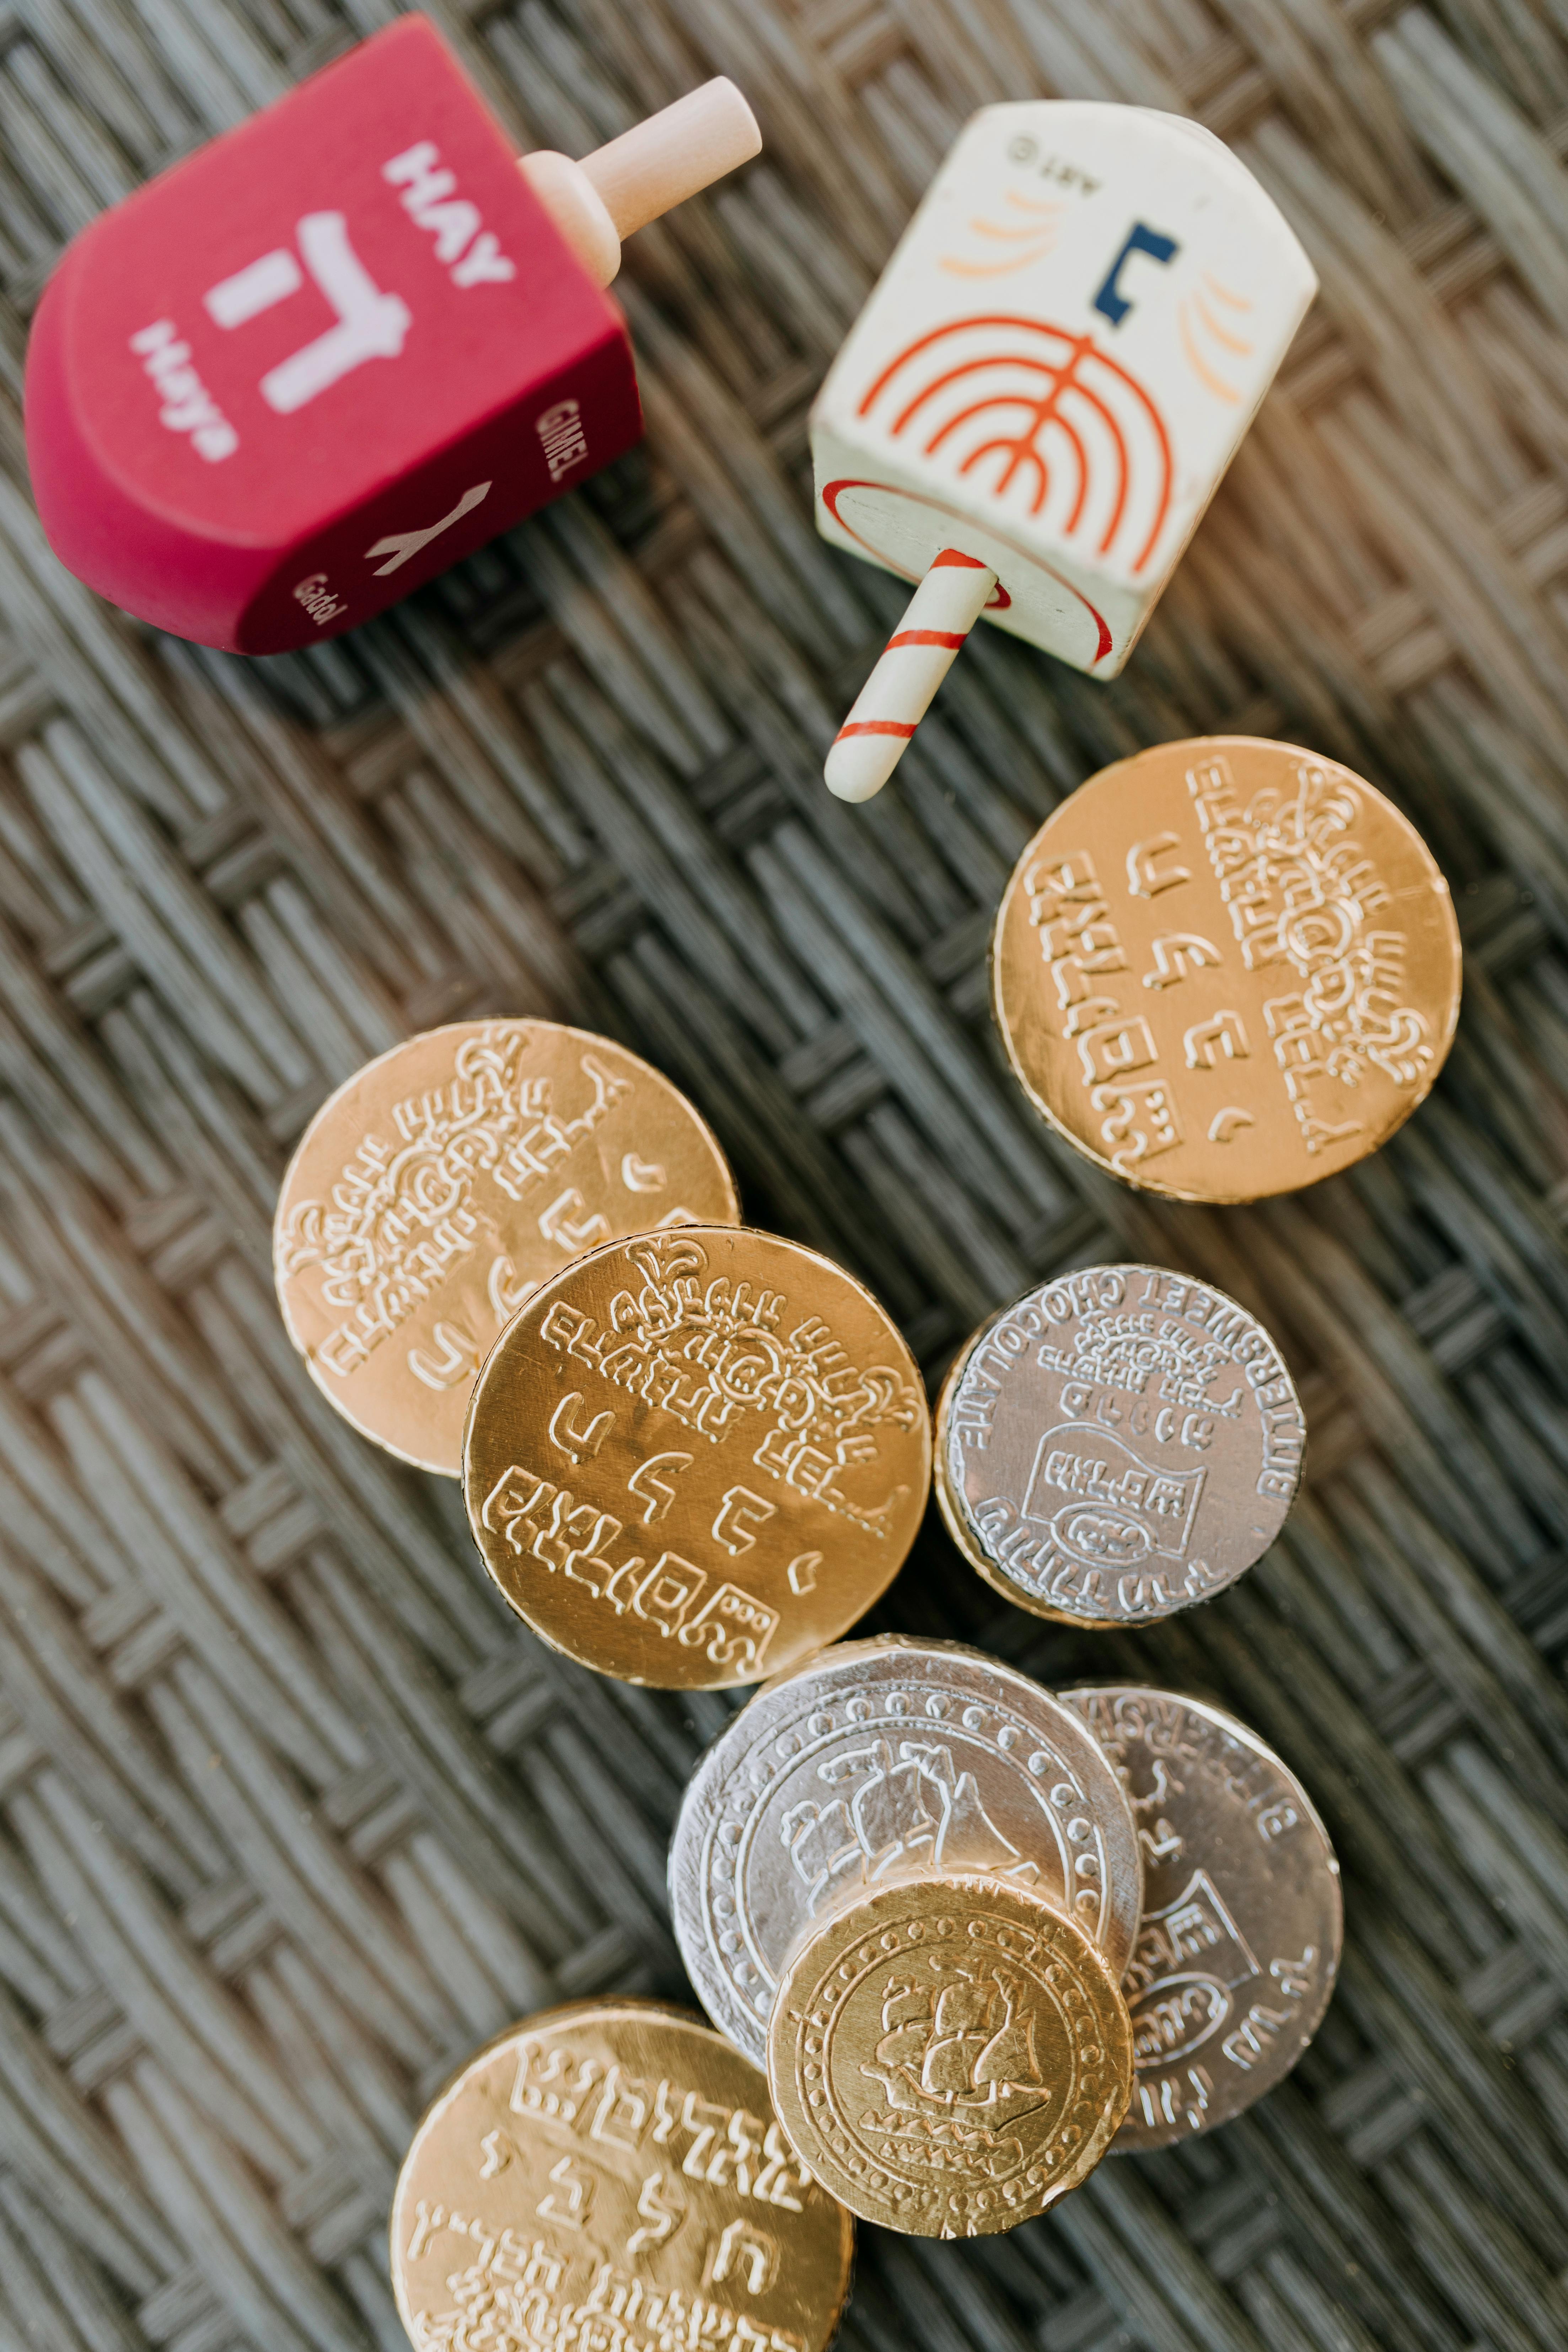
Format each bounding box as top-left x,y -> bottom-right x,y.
0,0 -> 1567,2345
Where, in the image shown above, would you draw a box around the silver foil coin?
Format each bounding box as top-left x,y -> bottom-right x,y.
1068,1685 -> 1342,2148
670,1635 -> 1143,2066
935,1263 -> 1305,1626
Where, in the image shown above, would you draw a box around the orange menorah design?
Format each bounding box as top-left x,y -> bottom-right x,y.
858,312 -> 1173,573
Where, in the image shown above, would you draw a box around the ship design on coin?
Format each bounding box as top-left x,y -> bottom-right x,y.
671,1637 -> 1142,2062
783,1736 -> 1031,1911
767,1874 -> 1132,2235
463,1227 -> 930,1686
991,736 -> 1461,1201
1067,1686 -> 1342,2148
274,1020 -> 739,1476
936,1263 -> 1304,1625
391,1999 -> 853,2352
863,1959 -> 1053,2137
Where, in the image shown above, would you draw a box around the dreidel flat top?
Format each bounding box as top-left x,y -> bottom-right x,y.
812,103 -> 1315,798
25,15 -> 758,653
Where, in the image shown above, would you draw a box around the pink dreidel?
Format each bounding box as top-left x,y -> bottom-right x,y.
815,104 -> 1316,800
25,16 -> 757,653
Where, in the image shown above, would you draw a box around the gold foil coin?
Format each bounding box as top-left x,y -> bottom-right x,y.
767,1873 -> 1132,2236
273,1021 -> 739,1477
462,1225 -> 931,1687
992,736 -> 1460,1201
391,1999 -> 853,2352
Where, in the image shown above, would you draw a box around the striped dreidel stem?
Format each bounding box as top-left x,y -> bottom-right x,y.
824,548 -> 998,802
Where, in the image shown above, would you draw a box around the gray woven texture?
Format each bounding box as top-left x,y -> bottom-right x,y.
0,0 -> 1566,2346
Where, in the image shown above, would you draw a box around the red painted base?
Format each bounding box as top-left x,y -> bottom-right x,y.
24,15 -> 643,652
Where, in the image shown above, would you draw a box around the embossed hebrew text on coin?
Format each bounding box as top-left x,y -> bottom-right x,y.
463,1226 -> 931,1687
936,1264 -> 1304,1626
1067,1687 -> 1342,2148
671,1635 -> 1142,2064
391,1999 -> 853,2352
768,1874 -> 1132,2235
992,736 -> 1460,1200
274,1021 -> 739,1477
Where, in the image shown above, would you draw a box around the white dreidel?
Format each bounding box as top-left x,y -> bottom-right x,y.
812,104 -> 1316,800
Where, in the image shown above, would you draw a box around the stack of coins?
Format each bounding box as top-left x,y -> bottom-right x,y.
657,1638 -> 1341,2235
271,742 -> 1377,2283
668,1638 -> 1143,2059
669,1636 -> 1142,2234
274,1026 -> 932,1688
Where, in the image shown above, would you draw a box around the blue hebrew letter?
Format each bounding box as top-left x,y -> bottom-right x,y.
1092,223 -> 1180,328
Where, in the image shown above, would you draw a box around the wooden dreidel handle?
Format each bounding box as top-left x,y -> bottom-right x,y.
520,81 -> 760,288
826,549 -> 996,801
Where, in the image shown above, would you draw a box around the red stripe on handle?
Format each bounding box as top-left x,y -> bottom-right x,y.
888,628 -> 968,650
835,720 -> 918,742
931,547 -> 988,569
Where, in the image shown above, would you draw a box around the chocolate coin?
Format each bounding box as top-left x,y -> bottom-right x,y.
992,736 -> 1460,1200
936,1264 -> 1304,1625
671,1635 -> 1142,2063
463,1226 -> 930,1687
1068,1686 -> 1342,2148
275,1021 -> 739,1476
767,1874 -> 1132,2235
392,1999 -> 853,2349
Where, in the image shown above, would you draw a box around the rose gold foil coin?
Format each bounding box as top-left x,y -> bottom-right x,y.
391,1999 -> 853,2351
992,736 -> 1460,1201
462,1225 -> 930,1688
274,1021 -> 739,1476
